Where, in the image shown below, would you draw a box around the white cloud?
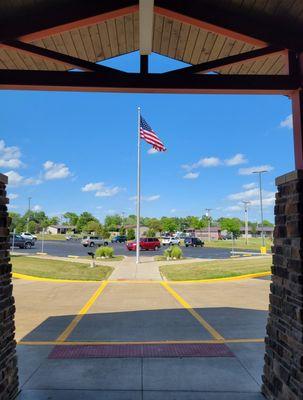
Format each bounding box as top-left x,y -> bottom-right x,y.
280,114 -> 293,129
33,204 -> 42,211
82,182 -> 104,192
170,208 -> 177,213
238,165 -> 274,175
8,193 -> 18,200
130,194 -> 160,202
242,182 -> 257,190
82,182 -> 123,197
147,148 -> 158,155
96,186 -> 122,197
182,156 -> 221,171
43,161 -> 71,180
225,153 -> 247,166
227,187 -> 275,209
225,205 -> 242,212
183,172 -> 200,180
5,171 -> 42,187
0,140 -> 23,169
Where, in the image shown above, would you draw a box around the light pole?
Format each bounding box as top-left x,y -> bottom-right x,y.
252,170 -> 267,247
26,197 -> 32,232
205,208 -> 212,242
242,201 -> 250,245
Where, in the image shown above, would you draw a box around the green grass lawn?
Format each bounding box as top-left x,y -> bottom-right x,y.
12,256 -> 113,281
160,257 -> 272,281
204,237 -> 272,251
80,255 -> 124,262
36,234 -> 71,241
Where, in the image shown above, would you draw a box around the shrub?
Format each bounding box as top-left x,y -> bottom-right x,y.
163,247 -> 173,259
171,246 -> 183,260
96,246 -> 114,258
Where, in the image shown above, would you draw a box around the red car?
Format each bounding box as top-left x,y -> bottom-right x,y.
126,238 -> 161,251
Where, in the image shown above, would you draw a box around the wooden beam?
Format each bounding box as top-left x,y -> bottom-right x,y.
164,46 -> 285,75
154,0 -> 303,51
140,55 -> 149,74
0,1 -> 138,43
139,0 -> 154,55
0,70 -> 298,95
2,40 -> 127,75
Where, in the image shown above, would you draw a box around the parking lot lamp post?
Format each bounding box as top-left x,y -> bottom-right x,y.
242,201 -> 250,245
26,196 -> 32,232
41,228 -> 45,253
252,170 -> 267,247
205,208 -> 212,242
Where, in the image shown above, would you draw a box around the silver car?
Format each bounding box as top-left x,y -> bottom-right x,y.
81,236 -> 109,247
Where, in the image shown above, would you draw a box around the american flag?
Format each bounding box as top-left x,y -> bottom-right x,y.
140,116 -> 166,152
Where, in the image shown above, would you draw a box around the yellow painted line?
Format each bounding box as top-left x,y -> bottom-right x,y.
12,272 -> 101,283
168,271 -> 271,284
13,271 -> 271,284
160,281 -> 224,341
17,338 -> 264,346
56,281 -> 109,341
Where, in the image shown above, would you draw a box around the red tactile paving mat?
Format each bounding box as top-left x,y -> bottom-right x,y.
48,343 -> 234,359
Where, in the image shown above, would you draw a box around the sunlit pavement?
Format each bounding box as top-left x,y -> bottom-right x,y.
14,273 -> 270,399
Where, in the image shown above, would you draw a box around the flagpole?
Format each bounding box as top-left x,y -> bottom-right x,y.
136,107 -> 141,264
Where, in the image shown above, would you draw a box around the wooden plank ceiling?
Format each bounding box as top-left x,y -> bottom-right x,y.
2,0 -> 303,75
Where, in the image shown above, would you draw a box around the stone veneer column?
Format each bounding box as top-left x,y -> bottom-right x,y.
0,173 -> 18,400
262,170 -> 303,400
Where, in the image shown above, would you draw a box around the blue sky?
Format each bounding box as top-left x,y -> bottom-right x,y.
0,52 -> 294,223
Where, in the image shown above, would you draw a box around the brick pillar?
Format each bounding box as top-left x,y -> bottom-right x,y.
0,173 -> 18,400
262,170 -> 303,400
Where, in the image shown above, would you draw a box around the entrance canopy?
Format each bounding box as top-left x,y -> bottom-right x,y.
0,0 -> 302,94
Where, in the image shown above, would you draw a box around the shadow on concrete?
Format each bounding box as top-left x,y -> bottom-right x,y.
19,307 -> 268,343
17,307 -> 267,399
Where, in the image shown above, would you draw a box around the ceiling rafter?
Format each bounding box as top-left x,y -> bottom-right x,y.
163,46 -> 285,75
2,40 -> 128,75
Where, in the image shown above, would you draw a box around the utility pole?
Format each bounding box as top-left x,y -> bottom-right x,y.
252,170 -> 268,247
242,201 -> 250,245
26,197 -> 32,232
205,208 -> 212,242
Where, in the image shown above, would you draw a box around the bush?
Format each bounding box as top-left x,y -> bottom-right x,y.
171,246 -> 183,259
127,228 -> 135,240
95,246 -> 114,258
164,246 -> 183,260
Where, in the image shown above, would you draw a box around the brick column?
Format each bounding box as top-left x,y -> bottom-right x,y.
262,170 -> 303,400
0,173 -> 18,400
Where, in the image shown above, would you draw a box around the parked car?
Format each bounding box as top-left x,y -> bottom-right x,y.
126,238 -> 161,251
184,237 -> 204,247
111,235 -> 127,243
10,234 -> 35,249
65,234 -> 79,241
20,232 -> 37,241
81,236 -> 109,247
162,237 -> 180,246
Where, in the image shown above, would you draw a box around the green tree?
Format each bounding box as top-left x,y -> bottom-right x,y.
104,214 -> 123,231
220,218 -> 241,238
147,218 -> 163,233
146,228 -> 156,237
84,220 -> 101,234
100,226 -> 111,239
28,220 -> 37,234
263,220 -> 274,227
119,226 -> 126,235
64,212 -> 79,226
76,212 -> 97,232
127,228 -> 135,240
9,212 -> 22,232
48,216 -> 59,226
161,217 -> 179,233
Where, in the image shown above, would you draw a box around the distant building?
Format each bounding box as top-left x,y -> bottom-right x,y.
47,225 -> 76,235
240,226 -> 274,239
184,226 -> 221,240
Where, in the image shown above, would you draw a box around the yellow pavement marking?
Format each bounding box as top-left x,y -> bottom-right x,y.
17,338 -> 264,346
160,281 -> 224,341
12,271 -> 271,284
56,281 -> 109,342
13,272 -> 101,283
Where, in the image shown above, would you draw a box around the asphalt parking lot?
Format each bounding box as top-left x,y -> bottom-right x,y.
12,240 -> 235,259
